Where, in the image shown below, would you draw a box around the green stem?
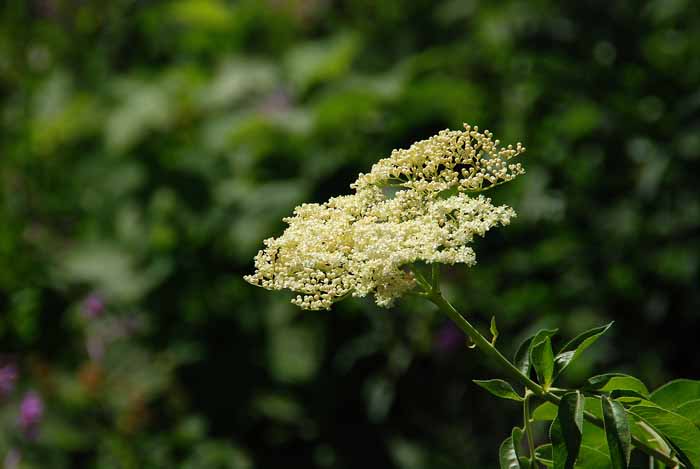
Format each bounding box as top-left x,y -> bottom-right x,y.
427,289 -> 683,468
429,291 -> 544,395
431,263 -> 440,291
523,391 -> 537,467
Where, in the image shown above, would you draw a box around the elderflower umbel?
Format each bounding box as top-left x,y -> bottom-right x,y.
245,124 -> 525,310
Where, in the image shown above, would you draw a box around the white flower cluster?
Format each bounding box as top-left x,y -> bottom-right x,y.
353,124 -> 525,194
245,124 -> 524,310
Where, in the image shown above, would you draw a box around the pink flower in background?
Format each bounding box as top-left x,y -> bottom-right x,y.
0,363 -> 17,398
82,293 -> 105,319
19,391 -> 43,440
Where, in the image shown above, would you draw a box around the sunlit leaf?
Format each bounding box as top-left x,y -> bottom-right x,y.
676,399 -> 700,428
628,404 -> 700,468
650,379 -> 700,411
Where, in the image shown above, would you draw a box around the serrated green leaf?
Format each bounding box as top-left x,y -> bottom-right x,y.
554,322 -> 613,379
474,379 -> 523,402
586,373 -> 649,397
628,404 -> 700,468
531,336 -> 555,389
650,379 -> 700,411
499,427 -> 526,469
550,391 -> 584,469
602,396 -> 631,468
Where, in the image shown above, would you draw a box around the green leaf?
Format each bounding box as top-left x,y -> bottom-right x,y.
514,329 -> 557,377
676,399 -> 700,428
650,379 -> 700,411
576,445 -> 613,469
490,316 -> 499,345
628,404 -> 700,468
550,391 -> 584,469
514,337 -> 533,376
609,389 -> 650,405
531,336 -> 555,389
473,379 -> 524,402
586,373 -> 650,397
533,402 -> 559,421
499,427 -> 526,469
534,395 -> 608,451
554,322 -> 613,379
537,443 -> 611,469
601,396 -> 631,468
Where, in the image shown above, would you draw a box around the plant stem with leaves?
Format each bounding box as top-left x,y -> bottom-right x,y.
419,267 -> 682,468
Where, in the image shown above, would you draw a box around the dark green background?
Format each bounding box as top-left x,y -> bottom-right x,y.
1,0 -> 699,467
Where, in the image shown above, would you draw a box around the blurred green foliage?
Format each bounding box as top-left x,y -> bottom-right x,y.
1,0 -> 699,467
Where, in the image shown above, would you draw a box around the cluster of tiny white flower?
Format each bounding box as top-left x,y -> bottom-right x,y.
352,124 -> 524,194
245,124 -> 524,310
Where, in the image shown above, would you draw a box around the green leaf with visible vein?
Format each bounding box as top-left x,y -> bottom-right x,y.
576,445 -> 613,469
628,404 -> 700,468
676,399 -> 700,428
602,396 -> 631,468
651,379 -> 700,411
473,379 -> 523,402
513,328 -> 557,378
586,373 -> 649,397
554,322 -> 613,379
531,336 -> 554,389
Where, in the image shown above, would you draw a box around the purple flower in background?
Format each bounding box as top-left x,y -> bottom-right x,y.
82,293 -> 105,319
3,448 -> 21,469
19,391 -> 43,440
0,363 -> 18,398
434,322 -> 465,354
